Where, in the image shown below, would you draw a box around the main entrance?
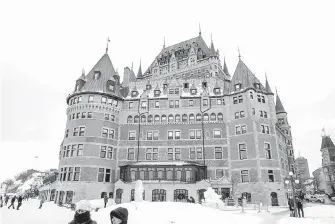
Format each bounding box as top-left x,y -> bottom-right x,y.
271,192 -> 279,206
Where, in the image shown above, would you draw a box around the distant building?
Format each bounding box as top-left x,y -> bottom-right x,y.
312,167 -> 329,193
320,134 -> 335,194
295,156 -> 310,180
45,32 -> 296,206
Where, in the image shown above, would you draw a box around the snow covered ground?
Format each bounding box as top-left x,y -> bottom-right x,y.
0,199 -> 334,224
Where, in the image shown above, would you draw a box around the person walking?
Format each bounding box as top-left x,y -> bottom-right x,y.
297,196 -> 304,218
110,207 -> 128,224
4,195 -> 9,206
190,196 -> 195,203
17,195 -> 23,210
39,197 -> 45,209
288,197 -> 295,217
0,196 -> 3,207
68,200 -> 97,224
8,196 -> 16,209
104,194 -> 108,208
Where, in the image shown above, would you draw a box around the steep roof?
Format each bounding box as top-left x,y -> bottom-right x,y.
223,58 -> 230,76
230,60 -> 266,92
275,91 -> 286,114
80,53 -> 116,92
265,76 -> 274,94
321,135 -> 335,149
137,61 -> 143,79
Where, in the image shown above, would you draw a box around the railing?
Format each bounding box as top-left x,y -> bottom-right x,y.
122,177 -> 199,183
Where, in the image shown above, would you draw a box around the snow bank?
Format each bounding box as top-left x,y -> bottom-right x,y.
88,198 -> 116,209
134,180 -> 144,202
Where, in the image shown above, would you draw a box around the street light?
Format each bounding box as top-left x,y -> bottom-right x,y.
285,171 -> 300,217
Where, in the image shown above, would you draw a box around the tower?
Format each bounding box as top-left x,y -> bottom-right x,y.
320,132 -> 335,193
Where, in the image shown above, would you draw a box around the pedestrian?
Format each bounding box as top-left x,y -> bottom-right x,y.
8,196 -> 16,209
104,194 -> 108,208
190,196 -> 195,203
297,196 -> 304,218
288,197 -> 295,217
110,207 -> 128,224
68,200 -> 97,224
17,195 -> 23,210
0,196 -> 3,207
39,197 -> 45,209
5,195 -> 9,206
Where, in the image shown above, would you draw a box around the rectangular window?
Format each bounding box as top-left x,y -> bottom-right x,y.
175,148 -> 181,160
102,128 -> 108,138
216,169 -> 224,179
73,127 -> 79,136
196,147 -> 203,159
241,170 -> 249,183
101,97 -> 107,104
77,144 -> 83,156
241,125 -> 247,134
147,132 -> 153,140
63,167 -> 67,181
146,148 -> 158,160
76,113 -> 80,119
129,131 -> 136,140
108,129 -> 115,138
214,130 -> 221,138
217,99 -> 222,105
261,125 -> 265,133
168,131 -> 173,140
87,112 -> 92,118
100,146 -> 106,158
268,170 -> 274,182
129,102 -> 133,109
215,147 -> 223,159
128,148 -> 135,160
175,131 -> 181,139
168,148 -> 173,160
104,113 -> 110,120
235,112 -> 239,119
88,95 -> 94,103
79,127 -> 85,136
196,130 -> 201,139
203,99 -> 208,106
265,126 -> 269,134
71,145 -> 76,156
155,101 -> 159,108
190,147 -> 196,159
98,168 -> 104,182
189,130 -> 195,139
264,111 -> 268,118
169,100 -> 174,108
240,111 -> 245,118
110,115 -> 115,122
233,97 -> 238,104
175,100 -> 179,108
175,88 -> 179,94
252,108 -> 255,115
81,112 -> 86,119
257,95 -> 261,102
169,89 -> 174,94
65,129 -> 69,138
141,101 -> 147,109
235,126 -> 241,135
107,98 -> 112,105
239,144 -> 247,160
153,131 -> 159,140
105,169 -> 111,182
260,111 -> 263,117
73,167 -> 80,181
189,100 -> 194,106
67,167 -> 73,181
262,96 -> 265,103
250,92 -> 253,99
107,147 -> 113,159
265,143 -> 272,159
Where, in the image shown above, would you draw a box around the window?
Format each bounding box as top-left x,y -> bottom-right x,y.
255,83 -> 260,89
202,82 -> 207,88
147,132 -> 153,140
141,101 -> 147,109
129,102 -> 133,109
216,169 -> 224,179
196,147 -> 203,159
155,101 -> 159,108
100,146 -> 107,158
153,131 -> 159,140
203,99 -> 208,106
191,89 -> 196,95
102,128 -> 114,139
268,170 -> 274,182
101,96 -> 107,104
235,112 -> 239,119
175,114 -> 181,122
77,144 -> 83,156
104,113 -> 110,120
73,127 -> 79,136
218,113 -> 223,121
175,88 -> 179,94
65,129 -> 69,138
252,108 -> 255,115
141,115 -> 146,123
168,148 -> 181,160
264,112 -> 268,118
70,145 -> 76,156
73,167 -> 80,181
146,148 -> 158,160
87,112 -> 92,118
210,113 -> 216,121
261,96 -> 265,103
241,125 -> 247,134
182,114 -> 188,122
161,115 -> 167,122
261,125 -> 270,134
148,115 -> 153,123
168,131 -> 173,140
154,115 -> 160,122
239,144 -> 247,160
214,88 -> 220,94
265,143 -> 272,159
250,92 -> 253,99
240,111 -> 245,118
233,97 -> 238,104
189,100 -> 194,106
98,168 -> 104,182
88,95 -> 94,103
241,170 -> 249,183
129,131 -> 136,140
128,148 -> 135,160
189,114 -> 195,122
238,95 -> 243,103
184,83 -> 189,88
257,95 -> 261,102
235,84 -> 241,91
203,113 -> 209,121
175,131 -> 181,139
214,130 -> 222,138
94,71 -> 100,79
107,98 -> 112,105
175,100 -> 179,108
217,99 -> 222,105
260,111 -> 263,117
235,126 -> 241,135
131,91 -> 137,97
127,116 -> 132,123
154,90 -> 160,97
215,147 -> 223,159
169,100 -> 174,108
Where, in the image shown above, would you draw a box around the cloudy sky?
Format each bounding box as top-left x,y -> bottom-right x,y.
1,0 -> 334,182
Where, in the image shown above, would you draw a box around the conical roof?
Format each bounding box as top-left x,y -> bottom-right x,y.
209,39 -> 216,57
80,53 -> 116,92
265,76 -> 274,94
321,135 -> 335,149
137,61 -> 143,79
223,58 -> 230,76
275,91 -> 286,114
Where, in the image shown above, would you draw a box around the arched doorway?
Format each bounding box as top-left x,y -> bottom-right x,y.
270,192 -> 279,206
197,189 -> 206,203
174,189 -> 188,201
152,189 -> 166,202
115,189 -> 123,204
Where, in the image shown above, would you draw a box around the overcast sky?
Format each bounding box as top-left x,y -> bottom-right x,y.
1,0 -> 334,182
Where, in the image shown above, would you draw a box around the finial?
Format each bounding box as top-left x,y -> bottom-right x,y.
238,47 -> 241,60
211,33 -> 213,43
265,72 -> 268,79
199,23 -> 202,36
322,127 -> 326,137
275,86 -> 278,94
163,36 -> 165,49
131,62 -> 133,71
105,37 -> 110,54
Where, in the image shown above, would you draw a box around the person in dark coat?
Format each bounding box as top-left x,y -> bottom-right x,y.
4,195 -> 9,206
288,197 -> 295,217
69,200 -> 97,224
110,207 -> 128,224
8,196 -> 16,209
17,195 -> 23,210
104,194 -> 108,208
190,196 -> 195,203
0,196 -> 3,207
296,196 -> 304,218
39,197 -> 45,209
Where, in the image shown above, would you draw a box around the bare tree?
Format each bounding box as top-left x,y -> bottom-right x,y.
3,179 -> 14,193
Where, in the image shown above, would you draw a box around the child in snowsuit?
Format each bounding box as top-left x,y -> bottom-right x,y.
110,207 -> 128,224
68,200 -> 97,224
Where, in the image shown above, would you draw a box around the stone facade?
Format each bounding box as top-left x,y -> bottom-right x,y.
50,33 -> 296,206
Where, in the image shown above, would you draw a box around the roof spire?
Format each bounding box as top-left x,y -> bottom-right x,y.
223,57 -> 230,76
199,23 -> 202,36
238,47 -> 241,61
82,68 -> 85,76
265,73 -> 274,94
163,36 -> 165,49
105,37 -> 110,54
137,59 -> 143,79
131,62 -> 134,71
275,89 -> 287,114
322,127 -> 326,137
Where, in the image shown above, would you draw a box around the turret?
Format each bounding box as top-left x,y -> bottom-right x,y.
74,69 -> 86,92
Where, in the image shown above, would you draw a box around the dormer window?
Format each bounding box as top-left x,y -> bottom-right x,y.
146,84 -> 151,90
94,71 -> 101,80
169,89 -> 174,94
131,91 -> 137,97
163,84 -> 168,89
175,88 -> 179,95
154,90 -> 160,97
109,85 -> 115,91
235,84 -> 241,91
254,83 -> 260,89
191,89 -> 197,95
214,88 -> 220,94
184,83 -> 189,88
202,82 -> 207,88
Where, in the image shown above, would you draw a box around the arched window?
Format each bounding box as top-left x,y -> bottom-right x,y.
168,114 -> 174,122
127,116 -> 133,123
141,115 -> 146,123
148,115 -> 153,123
203,113 -> 209,121
175,114 -> 181,122
154,115 -> 160,122
161,115 -> 167,122
189,114 -> 195,122
217,113 -> 223,121
134,115 -> 139,123
210,113 -> 216,121
182,114 -> 188,122
196,113 -> 202,121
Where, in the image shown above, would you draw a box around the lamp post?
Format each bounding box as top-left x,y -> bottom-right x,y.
285,171 -> 300,217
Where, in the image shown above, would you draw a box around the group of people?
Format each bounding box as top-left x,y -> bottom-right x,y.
69,200 -> 128,224
288,196 -> 304,218
0,195 -> 24,210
